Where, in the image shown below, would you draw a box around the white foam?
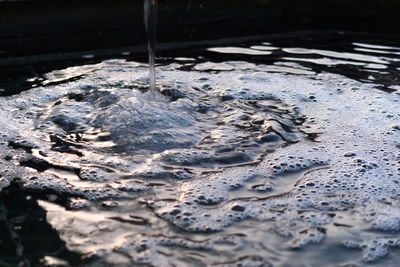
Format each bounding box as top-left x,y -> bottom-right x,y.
0,58 -> 399,265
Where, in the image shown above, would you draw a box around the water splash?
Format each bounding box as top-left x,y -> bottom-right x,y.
1,32 -> 400,266
144,0 -> 158,92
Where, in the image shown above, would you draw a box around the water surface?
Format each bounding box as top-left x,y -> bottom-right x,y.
0,31 -> 400,266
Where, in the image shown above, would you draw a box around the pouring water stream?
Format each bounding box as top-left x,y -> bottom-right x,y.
144,0 -> 158,93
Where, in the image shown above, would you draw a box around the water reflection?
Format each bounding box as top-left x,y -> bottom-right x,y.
0,186 -> 82,265
353,42 -> 400,51
207,47 -> 272,55
1,31 -> 400,266
202,32 -> 400,92
281,47 -> 389,64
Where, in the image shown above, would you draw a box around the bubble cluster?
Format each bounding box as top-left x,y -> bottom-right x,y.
0,54 -> 399,265
343,237 -> 400,262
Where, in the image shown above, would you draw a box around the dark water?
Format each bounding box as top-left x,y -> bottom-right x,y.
0,186 -> 82,266
2,31 -> 400,96
0,31 -> 399,266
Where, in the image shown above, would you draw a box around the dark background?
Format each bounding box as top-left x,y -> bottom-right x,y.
1,0 -> 400,59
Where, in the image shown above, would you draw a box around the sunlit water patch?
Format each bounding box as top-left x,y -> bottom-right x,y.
1,33 -> 400,266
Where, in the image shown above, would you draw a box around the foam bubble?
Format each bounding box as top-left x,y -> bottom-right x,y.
0,54 -> 399,265
343,237 -> 400,262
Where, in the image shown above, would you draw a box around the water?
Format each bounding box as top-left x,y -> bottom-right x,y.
144,0 -> 158,92
0,31 -> 400,266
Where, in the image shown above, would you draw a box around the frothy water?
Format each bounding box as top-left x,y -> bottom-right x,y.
1,32 -> 400,266
144,0 -> 157,92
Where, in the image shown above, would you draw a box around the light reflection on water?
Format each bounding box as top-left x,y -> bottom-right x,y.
0,31 -> 400,266
208,47 -> 273,55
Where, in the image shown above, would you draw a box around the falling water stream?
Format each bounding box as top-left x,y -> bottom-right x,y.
144,0 -> 158,92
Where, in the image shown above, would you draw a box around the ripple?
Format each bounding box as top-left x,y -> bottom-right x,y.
0,33 -> 400,265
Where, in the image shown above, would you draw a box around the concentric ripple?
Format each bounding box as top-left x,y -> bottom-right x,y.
1,33 -> 400,266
